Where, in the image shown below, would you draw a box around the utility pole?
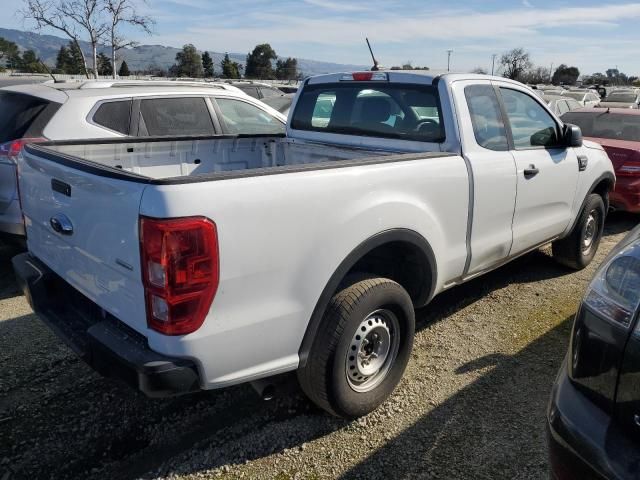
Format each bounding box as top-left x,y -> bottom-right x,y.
491,54 -> 497,76
447,49 -> 453,72
549,62 -> 554,84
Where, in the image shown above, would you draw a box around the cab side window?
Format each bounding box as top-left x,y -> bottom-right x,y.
499,88 -> 560,149
464,84 -> 509,151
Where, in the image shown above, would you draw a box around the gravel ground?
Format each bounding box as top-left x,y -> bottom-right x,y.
1,213 -> 638,480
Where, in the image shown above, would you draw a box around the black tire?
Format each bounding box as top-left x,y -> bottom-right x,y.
298,277 -> 415,418
552,194 -> 605,270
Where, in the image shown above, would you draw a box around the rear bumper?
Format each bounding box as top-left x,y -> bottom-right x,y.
548,359 -> 640,479
12,252 -> 201,398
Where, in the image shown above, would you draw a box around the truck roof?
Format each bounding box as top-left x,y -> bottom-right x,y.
305,70 -> 526,88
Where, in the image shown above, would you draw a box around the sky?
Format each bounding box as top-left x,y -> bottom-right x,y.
2,0 -> 639,75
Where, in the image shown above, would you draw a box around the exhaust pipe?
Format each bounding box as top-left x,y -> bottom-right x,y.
250,379 -> 276,401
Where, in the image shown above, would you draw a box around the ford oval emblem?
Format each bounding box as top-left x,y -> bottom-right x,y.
50,214 -> 73,235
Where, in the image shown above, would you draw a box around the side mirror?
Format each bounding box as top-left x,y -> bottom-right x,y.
563,123 -> 583,147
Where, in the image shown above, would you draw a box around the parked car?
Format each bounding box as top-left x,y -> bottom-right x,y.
548,224 -> 640,480
225,81 -> 287,99
599,90 -> 640,109
13,71 -> 613,419
562,89 -> 602,107
545,94 -> 583,116
0,80 -> 286,239
561,108 -> 640,211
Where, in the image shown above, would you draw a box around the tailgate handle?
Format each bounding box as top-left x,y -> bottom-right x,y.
51,179 -> 71,197
50,214 -> 73,236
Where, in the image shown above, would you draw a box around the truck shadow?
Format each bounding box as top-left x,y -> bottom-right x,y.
2,315 -> 572,480
0,241 -> 22,301
338,317 -> 574,479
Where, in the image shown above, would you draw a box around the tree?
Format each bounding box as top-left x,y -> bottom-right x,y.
118,59 -> 130,76
471,67 -> 487,74
54,45 -> 72,73
68,41 -> 87,74
0,37 -> 21,70
604,68 -> 630,86
245,44 -> 277,79
582,72 -> 608,86
551,64 -> 580,85
202,51 -> 214,78
97,52 -> 113,75
220,53 -> 240,79
104,0 -> 153,79
275,57 -> 297,80
19,49 -> 48,73
21,0 -> 105,78
499,48 -> 532,81
172,44 -> 203,77
522,66 -> 551,84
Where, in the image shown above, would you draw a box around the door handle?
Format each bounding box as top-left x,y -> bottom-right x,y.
524,165 -> 539,178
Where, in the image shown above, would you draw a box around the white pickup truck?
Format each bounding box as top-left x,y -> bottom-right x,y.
13,71 -> 614,418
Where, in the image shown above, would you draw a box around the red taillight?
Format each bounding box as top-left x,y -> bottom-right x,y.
140,216 -> 219,335
0,137 -> 47,162
352,72 -> 374,81
340,72 -> 389,82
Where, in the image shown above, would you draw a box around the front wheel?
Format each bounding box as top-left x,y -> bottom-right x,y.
552,194 -> 606,270
298,277 -> 415,418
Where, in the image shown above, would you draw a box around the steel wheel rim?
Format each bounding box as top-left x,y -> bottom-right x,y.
582,210 -> 599,255
345,309 -> 400,393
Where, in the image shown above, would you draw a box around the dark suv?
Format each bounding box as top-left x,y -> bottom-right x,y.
548,224 -> 640,479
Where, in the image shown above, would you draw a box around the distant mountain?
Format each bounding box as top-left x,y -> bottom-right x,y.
0,27 -> 367,77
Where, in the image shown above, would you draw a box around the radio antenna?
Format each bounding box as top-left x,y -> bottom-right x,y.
366,38 -> 380,71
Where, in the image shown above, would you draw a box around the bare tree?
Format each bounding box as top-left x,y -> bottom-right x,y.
104,0 -> 153,79
500,47 -> 532,81
59,0 -> 108,78
21,0 -> 91,78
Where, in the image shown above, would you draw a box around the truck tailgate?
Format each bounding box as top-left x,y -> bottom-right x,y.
19,146 -> 149,334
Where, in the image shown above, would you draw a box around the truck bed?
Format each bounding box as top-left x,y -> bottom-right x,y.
25,135 -> 422,181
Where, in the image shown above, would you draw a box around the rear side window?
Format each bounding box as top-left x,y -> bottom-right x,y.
259,86 -> 281,98
0,91 -> 51,143
92,100 -> 132,135
464,85 -> 508,151
291,82 -> 445,142
139,97 -> 214,136
215,98 -> 285,135
236,86 -> 260,99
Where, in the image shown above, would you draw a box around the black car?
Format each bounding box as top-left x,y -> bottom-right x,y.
548,225 -> 640,479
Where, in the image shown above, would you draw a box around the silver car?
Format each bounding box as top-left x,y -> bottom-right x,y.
0,80 -> 286,239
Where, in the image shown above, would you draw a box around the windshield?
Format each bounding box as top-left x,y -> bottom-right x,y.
561,111 -> 640,141
290,82 -> 444,142
604,92 -> 637,103
563,92 -> 585,101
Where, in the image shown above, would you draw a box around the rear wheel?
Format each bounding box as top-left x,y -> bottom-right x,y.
298,277 -> 415,418
552,194 -> 605,270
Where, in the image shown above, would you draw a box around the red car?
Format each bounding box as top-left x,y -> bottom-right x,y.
562,108 -> 640,212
